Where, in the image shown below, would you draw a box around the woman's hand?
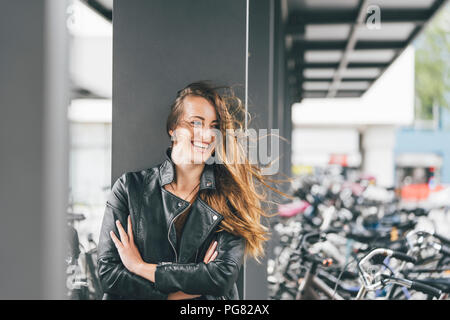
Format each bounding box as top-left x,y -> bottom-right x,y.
109,215 -> 145,275
167,240 -> 219,300
203,240 -> 218,264
111,216 -> 220,300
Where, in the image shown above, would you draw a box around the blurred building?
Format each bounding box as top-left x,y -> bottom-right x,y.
292,1 -> 450,195
67,0 -> 112,246
395,108 -> 450,196
292,45 -> 415,187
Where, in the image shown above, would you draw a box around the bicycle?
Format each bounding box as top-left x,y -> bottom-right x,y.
66,211 -> 103,300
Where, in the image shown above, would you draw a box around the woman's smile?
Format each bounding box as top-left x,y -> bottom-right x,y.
191,140 -> 213,154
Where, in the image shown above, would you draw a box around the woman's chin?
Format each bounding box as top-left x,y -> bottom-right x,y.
191,152 -> 212,164
190,145 -> 214,163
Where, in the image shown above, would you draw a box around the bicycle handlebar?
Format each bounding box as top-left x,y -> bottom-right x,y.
360,249 -> 417,267
427,241 -> 450,257
434,233 -> 450,246
391,251 -> 417,264
439,244 -> 450,257
408,208 -> 428,217
410,281 -> 442,298
381,275 -> 442,298
358,249 -> 417,289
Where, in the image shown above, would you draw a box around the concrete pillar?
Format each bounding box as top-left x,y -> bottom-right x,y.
362,126 -> 396,187
0,0 -> 69,299
112,0 -> 245,180
243,0 -> 275,300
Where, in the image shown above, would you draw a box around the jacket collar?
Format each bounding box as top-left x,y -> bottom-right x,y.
159,147 -> 216,191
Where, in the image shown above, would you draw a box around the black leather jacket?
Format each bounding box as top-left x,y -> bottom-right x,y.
97,148 -> 245,300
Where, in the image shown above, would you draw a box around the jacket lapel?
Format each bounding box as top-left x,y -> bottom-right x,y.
157,146 -> 221,262
157,147 -> 217,231
160,187 -> 190,249
178,197 -> 223,263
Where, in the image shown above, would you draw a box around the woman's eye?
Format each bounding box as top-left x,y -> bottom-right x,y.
191,121 -> 203,127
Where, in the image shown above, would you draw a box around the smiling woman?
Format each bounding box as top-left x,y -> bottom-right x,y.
97,81 -> 290,300
168,94 -> 220,165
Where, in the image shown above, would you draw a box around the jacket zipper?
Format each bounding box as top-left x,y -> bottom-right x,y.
167,203 -> 191,263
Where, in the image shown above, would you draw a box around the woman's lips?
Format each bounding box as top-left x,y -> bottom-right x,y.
191,141 -> 212,153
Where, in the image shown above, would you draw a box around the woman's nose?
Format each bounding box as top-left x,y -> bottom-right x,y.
194,127 -> 215,143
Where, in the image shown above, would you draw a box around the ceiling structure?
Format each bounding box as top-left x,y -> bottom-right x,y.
285,0 -> 448,101
82,0 -> 113,21
84,0 -> 447,102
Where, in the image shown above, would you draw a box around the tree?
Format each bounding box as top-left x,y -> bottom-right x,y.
414,2 -> 450,120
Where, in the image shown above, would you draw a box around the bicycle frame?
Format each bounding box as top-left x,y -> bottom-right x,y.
296,259 -> 345,300
356,248 -> 443,300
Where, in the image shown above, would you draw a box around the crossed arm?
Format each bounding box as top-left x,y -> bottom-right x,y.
109,215 -> 218,300
97,173 -> 244,300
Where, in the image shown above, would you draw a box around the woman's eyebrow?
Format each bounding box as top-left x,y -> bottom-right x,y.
190,115 -> 219,123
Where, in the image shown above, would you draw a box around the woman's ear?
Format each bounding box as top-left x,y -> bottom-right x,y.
170,129 -> 180,144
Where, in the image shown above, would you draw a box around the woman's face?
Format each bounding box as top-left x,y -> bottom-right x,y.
169,95 -> 219,165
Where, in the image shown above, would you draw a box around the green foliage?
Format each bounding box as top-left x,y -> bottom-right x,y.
415,3 -> 450,119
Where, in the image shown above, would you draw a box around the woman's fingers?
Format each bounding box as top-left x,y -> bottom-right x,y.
209,250 -> 218,263
110,218 -> 130,249
110,230 -> 123,250
127,215 -> 134,243
116,220 -> 129,245
203,241 -> 215,263
206,248 -> 218,264
203,241 -> 218,264
209,240 -> 218,253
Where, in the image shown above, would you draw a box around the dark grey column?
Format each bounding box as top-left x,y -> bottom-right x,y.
263,0 -> 293,301
113,0 -> 248,296
242,0 -> 275,300
112,0 -> 245,182
0,0 -> 69,299
274,0 -> 291,182
282,69 -> 293,184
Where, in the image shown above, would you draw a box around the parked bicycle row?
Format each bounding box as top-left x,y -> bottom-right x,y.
268,170 -> 450,300
66,210 -> 103,300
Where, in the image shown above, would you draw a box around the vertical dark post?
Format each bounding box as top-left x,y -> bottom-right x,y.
263,0 -> 293,300
272,0 -> 291,182
112,0 -> 246,182
240,0 -> 281,300
113,0 -> 249,296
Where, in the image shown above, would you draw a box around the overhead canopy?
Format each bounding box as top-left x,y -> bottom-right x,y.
285,0 -> 447,101
84,0 -> 447,102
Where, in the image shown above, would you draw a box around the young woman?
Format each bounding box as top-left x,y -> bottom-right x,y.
97,81 -> 288,300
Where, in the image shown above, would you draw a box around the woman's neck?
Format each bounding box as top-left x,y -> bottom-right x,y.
172,162 -> 204,192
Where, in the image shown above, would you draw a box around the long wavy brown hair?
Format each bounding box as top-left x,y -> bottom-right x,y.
166,81 -> 292,261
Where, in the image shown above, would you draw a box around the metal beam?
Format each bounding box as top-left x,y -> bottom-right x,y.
354,0 -> 447,99
290,40 -> 406,51
286,8 -> 432,30
300,77 -> 376,82
82,0 -> 112,22
302,90 -> 365,97
327,0 -> 369,98
293,62 -> 388,70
